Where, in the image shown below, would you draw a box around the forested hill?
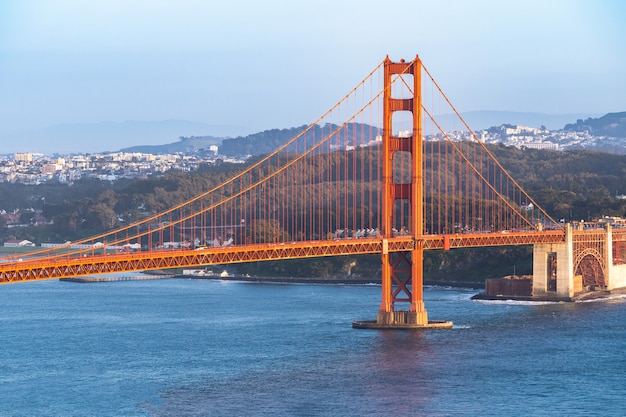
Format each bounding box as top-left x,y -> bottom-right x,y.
118,111 -> 626,157
564,112 -> 626,137
218,126 -> 307,156
120,135 -> 222,154
3,144 -> 626,284
217,123 -> 380,157
489,145 -> 626,220
121,123 -> 381,157
3,144 -> 626,241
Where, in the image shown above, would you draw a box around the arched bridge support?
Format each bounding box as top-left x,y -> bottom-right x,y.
533,223 -> 626,299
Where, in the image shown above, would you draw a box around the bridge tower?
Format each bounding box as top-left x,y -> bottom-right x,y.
354,56 -> 451,329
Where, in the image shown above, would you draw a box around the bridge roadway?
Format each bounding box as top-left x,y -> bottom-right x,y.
0,230 -> 567,284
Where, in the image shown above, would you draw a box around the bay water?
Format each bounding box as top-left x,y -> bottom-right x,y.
1,276 -> 625,416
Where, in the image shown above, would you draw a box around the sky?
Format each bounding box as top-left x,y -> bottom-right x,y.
1,0 -> 625,153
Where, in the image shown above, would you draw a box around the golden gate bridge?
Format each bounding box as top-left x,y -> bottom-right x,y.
2,56 -> 625,328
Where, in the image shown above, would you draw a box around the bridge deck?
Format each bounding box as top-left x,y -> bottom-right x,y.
0,231 -> 567,283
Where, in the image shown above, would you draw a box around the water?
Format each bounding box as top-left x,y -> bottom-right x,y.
1,277 -> 625,417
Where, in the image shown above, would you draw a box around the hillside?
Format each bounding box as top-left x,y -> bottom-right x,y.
4,144 -> 626,285
120,135 -> 223,154
122,123 -> 381,157
564,112 -> 626,137
114,112 -> 619,158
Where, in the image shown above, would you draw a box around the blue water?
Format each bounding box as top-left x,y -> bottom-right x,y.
1,277 -> 625,417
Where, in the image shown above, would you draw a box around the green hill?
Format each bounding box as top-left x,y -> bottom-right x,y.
564,112 -> 626,137
120,123 -> 381,157
120,135 -> 223,154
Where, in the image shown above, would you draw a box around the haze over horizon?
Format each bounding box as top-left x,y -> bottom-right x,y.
1,1 -> 624,154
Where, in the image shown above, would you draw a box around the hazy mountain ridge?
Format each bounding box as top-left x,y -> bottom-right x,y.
120,136 -> 223,155
2,111 -> 621,156
122,111 -> 618,157
122,123 -> 382,157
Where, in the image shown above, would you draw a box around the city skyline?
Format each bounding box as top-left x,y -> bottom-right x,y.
1,1 -> 625,153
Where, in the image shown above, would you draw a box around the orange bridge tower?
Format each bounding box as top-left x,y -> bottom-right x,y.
354,56 -> 452,329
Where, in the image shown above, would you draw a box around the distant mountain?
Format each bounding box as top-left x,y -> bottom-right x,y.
117,126 -> 312,157
114,113 -> 613,158
120,135 -> 223,154
218,126 -> 310,157
564,112 -> 626,137
206,113 -> 603,158
0,112 -> 609,156
0,120 -> 247,155
128,123 -> 382,158
458,111 -> 600,131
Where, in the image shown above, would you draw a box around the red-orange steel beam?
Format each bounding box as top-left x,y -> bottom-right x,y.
380,56 -> 427,323
423,230 -> 566,249
0,231 -> 568,284
0,239 -> 411,283
380,56 -> 395,313
411,56 -> 425,319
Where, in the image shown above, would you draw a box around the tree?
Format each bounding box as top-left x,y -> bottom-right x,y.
98,189 -> 118,208
86,203 -> 118,230
248,219 -> 290,243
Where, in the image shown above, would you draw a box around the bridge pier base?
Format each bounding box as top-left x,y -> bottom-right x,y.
375,310 -> 428,325
353,312 -> 452,329
354,303 -> 451,330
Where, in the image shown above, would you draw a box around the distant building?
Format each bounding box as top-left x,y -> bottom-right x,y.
14,153 -> 33,163
4,239 -> 35,247
42,163 -> 60,174
0,211 -> 21,225
598,216 -> 626,228
523,142 -> 559,151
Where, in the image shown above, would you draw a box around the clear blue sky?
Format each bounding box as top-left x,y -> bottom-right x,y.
1,0 -> 625,140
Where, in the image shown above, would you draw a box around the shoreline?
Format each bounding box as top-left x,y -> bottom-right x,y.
62,274 -> 626,303
472,286 -> 626,302
170,273 -> 484,288
60,272 -> 484,289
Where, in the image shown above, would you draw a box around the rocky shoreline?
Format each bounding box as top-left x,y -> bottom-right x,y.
471,287 -> 626,302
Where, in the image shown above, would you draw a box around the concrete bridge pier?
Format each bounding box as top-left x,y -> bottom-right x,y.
533,223 -> 574,300
607,224 -> 626,291
532,222 -> 626,300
